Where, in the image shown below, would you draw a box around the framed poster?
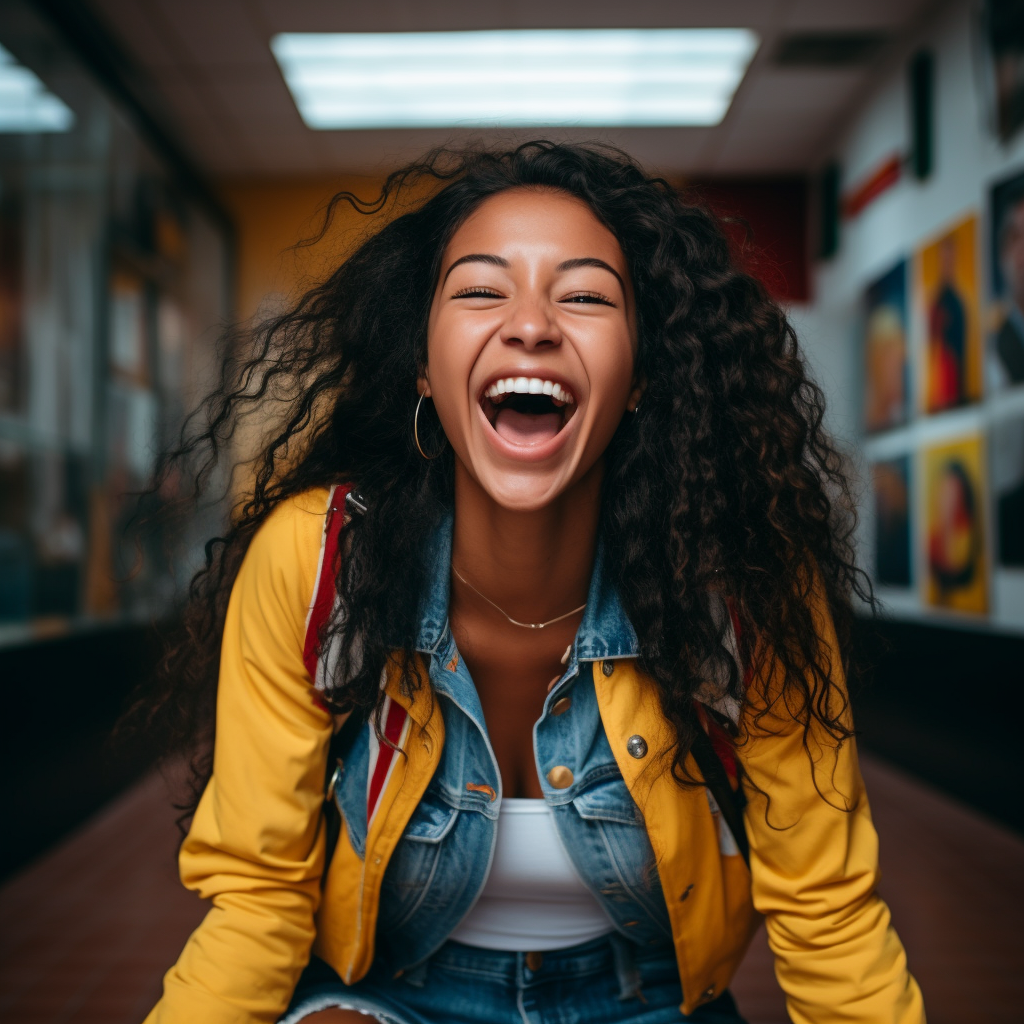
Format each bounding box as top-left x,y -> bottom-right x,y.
982,0 -> 1024,143
987,169 -> 1024,390
918,215 -> 982,413
864,260 -> 909,432
872,455 -> 911,586
992,412 -> 1024,568
923,435 -> 988,614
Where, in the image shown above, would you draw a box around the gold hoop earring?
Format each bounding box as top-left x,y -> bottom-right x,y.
414,392 -> 445,460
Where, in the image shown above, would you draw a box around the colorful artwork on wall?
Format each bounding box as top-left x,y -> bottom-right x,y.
872,455 -> 912,587
918,215 -> 982,413
992,412 -> 1024,568
864,260 -> 909,432
923,434 -> 988,614
983,0 -> 1024,143
987,168 -> 1024,390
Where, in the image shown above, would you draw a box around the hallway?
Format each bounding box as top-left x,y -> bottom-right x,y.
1,754 -> 1021,1024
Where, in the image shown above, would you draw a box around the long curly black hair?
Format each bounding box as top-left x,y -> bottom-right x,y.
131,140 -> 873,817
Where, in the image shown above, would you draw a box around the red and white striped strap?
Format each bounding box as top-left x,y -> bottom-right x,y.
303,484 -> 350,688
302,484 -> 411,824
366,695 -> 412,827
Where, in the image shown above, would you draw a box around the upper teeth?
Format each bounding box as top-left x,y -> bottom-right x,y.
483,377 -> 575,403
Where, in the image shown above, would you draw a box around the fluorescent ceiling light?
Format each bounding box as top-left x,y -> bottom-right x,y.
0,43 -> 74,133
271,29 -> 759,130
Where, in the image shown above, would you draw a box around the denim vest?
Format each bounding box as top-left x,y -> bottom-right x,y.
332,516 -> 673,973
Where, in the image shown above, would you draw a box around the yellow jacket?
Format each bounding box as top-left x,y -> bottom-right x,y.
145,488 -> 925,1024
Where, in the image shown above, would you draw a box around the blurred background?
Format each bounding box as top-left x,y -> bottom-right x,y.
0,1 -> 1022,1022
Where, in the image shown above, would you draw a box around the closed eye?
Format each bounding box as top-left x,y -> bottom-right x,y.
451,287 -> 504,299
560,291 -> 616,306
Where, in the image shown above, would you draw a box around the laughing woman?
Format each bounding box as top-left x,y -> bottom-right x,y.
142,143 -> 924,1024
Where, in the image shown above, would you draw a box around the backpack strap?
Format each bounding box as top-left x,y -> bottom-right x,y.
303,484 -> 353,689
304,487 -> 411,866
303,485 -> 359,866
691,707 -> 750,867
691,595 -> 751,867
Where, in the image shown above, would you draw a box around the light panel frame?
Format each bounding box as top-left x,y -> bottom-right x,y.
271,29 -> 759,130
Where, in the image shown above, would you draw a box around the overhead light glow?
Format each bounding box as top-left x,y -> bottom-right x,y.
271,29 -> 759,130
0,43 -> 74,133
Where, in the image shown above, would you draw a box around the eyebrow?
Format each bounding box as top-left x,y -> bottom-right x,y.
556,257 -> 626,293
442,253 -> 627,292
442,253 -> 510,285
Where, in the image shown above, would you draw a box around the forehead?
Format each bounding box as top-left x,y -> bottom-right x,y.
443,188 -> 625,265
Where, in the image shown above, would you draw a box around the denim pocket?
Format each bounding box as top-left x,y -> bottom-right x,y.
573,772 -> 645,826
378,785 -> 460,934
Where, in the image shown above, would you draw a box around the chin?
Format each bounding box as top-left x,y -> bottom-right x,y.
473,463 -> 578,513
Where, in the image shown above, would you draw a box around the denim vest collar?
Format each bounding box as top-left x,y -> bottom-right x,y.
411,511 -> 639,664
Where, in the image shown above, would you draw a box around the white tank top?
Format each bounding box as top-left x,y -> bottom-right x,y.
449,797 -> 613,950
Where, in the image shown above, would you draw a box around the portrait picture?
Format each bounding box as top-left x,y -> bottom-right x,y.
987,168 -> 1024,390
923,434 -> 988,614
992,412 -> 1024,567
983,0 -> 1024,143
864,260 -> 909,432
918,215 -> 982,413
871,455 -> 911,587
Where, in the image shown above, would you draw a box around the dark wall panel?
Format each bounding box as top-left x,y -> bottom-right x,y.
852,617 -> 1024,834
0,625 -> 164,880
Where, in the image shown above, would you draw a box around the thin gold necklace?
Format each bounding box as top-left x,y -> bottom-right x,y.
452,566 -> 586,630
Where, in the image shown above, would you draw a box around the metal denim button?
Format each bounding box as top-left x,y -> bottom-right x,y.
525,951 -> 544,971
602,660 -> 615,676
551,696 -> 572,716
626,734 -> 648,759
546,765 -> 574,789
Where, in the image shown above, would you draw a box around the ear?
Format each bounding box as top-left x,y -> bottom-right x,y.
626,379 -> 644,413
417,368 -> 432,399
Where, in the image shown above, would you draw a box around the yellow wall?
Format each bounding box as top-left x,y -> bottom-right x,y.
219,175 -> 391,321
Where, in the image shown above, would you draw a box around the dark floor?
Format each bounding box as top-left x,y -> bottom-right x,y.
2,753 -> 1022,1024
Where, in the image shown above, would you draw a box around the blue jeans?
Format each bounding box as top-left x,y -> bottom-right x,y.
279,935 -> 748,1024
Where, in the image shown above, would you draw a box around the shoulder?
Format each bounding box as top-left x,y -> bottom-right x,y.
248,487 -> 334,557
235,487 -> 336,637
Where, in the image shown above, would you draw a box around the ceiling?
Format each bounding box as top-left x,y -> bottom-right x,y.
87,0 -> 939,179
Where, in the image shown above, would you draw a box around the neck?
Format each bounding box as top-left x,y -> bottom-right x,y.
451,461 -> 602,625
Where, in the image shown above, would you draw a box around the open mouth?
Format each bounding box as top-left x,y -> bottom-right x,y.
479,377 -> 578,448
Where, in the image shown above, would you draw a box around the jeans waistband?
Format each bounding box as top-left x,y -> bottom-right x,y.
400,933 -> 669,1001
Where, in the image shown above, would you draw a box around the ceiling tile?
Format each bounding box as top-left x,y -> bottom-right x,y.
206,70 -> 306,126
783,0 -> 935,31
734,68 -> 865,115
149,0 -> 274,67
91,0 -> 182,69
251,0 -> 787,33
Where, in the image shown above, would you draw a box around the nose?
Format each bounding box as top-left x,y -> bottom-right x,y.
499,294 -> 561,351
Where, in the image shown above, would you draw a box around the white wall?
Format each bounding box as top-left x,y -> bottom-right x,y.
804,0 -> 1024,635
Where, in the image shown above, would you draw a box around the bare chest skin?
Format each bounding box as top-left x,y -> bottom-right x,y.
449,602 -> 581,799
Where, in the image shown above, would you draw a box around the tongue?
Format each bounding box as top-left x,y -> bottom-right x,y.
493,406 -> 563,446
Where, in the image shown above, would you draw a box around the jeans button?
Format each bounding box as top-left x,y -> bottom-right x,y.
551,697 -> 572,716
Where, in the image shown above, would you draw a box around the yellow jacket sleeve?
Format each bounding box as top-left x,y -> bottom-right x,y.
738,593 -> 926,1024
144,489 -> 334,1024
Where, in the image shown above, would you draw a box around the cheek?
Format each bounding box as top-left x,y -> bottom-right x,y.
590,332 -> 637,407
425,323 -> 476,444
